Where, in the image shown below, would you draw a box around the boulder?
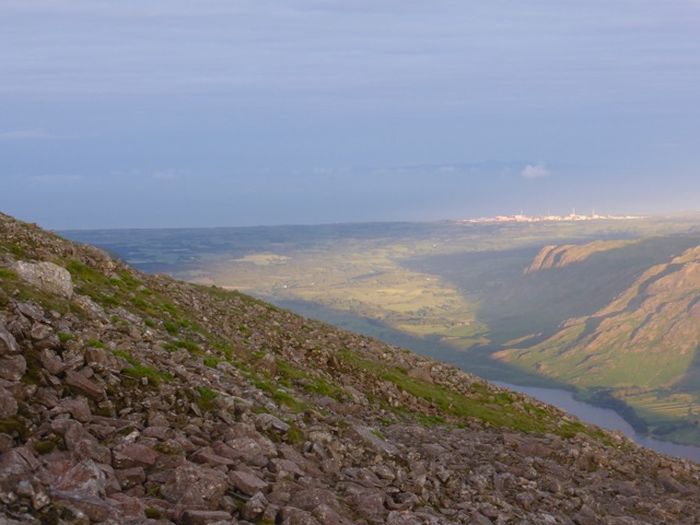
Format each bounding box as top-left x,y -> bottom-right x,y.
55,459 -> 107,497
0,355 -> 26,382
161,463 -> 228,507
0,326 -> 19,355
50,491 -> 119,522
11,261 -> 73,298
112,444 -> 159,469
229,470 -> 268,496
349,425 -> 399,456
64,371 -> 105,400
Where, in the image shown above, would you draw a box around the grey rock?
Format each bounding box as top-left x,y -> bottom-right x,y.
278,507 -> 322,525
59,397 -> 92,422
64,370 -> 105,400
387,511 -> 423,525
161,463 -> 229,507
115,467 -> 146,490
112,444 -> 159,469
15,302 -> 45,322
255,413 -> 290,433
51,490 -> 119,522
180,509 -> 233,525
11,261 -> 73,298
229,470 -> 268,496
39,348 -> 65,375
0,326 -> 19,355
312,504 -> 354,525
350,425 -> 399,456
348,490 -> 386,522
29,322 -> 53,341
73,294 -> 106,320
241,491 -> 268,521
55,459 -> 108,497
0,388 -> 17,418
288,489 -> 339,511
0,355 -> 26,382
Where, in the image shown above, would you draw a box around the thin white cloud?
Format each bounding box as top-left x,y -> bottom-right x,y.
28,174 -> 83,184
521,164 -> 551,179
0,130 -> 51,141
151,169 -> 181,181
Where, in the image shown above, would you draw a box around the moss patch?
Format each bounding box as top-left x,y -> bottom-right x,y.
113,350 -> 173,385
195,386 -> 218,411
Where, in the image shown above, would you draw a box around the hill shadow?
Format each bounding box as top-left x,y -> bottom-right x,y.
402,234 -> 700,345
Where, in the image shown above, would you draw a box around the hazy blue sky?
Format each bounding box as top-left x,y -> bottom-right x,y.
2,0 -> 700,228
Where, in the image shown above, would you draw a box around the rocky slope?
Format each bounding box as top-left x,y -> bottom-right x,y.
1,212 -> 700,525
524,240 -> 636,274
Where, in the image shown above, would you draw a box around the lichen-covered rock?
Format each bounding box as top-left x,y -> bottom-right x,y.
55,459 -> 108,497
0,354 -> 26,381
161,463 -> 229,507
11,260 -> 73,298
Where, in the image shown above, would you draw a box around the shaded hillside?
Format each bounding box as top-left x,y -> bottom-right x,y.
2,212 -> 700,524
499,245 -> 700,443
405,235 -> 700,344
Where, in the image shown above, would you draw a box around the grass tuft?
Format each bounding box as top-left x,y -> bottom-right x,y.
113,350 -> 172,385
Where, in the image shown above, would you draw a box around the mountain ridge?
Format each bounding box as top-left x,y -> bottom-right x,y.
524,240 -> 638,274
500,244 -> 700,444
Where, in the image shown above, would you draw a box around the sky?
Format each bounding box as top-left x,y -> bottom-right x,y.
1,0 -> 700,229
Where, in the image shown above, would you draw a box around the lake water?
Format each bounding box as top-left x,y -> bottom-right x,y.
494,382 -> 700,463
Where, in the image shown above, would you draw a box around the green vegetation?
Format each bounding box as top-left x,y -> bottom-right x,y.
144,508 -> 162,520
195,386 -> 218,411
165,338 -> 201,354
251,376 -> 307,413
0,268 -> 17,280
338,349 -> 610,442
203,356 -> 221,368
57,332 -> 73,343
0,417 -> 29,439
113,350 -> 173,385
33,439 -> 57,454
276,359 -> 346,400
163,320 -> 179,335
285,424 -> 305,444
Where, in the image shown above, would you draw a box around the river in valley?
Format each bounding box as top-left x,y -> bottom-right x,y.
495,382 -> 700,463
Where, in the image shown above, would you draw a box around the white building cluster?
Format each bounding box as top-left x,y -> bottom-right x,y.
463,212 -> 644,224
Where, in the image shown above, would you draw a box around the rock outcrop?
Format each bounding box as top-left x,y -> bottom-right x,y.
0,211 -> 699,524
